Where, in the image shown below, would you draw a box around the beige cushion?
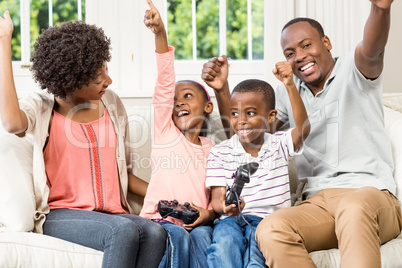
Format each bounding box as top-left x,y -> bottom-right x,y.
0,127 -> 35,232
0,232 -> 102,267
384,106 -> 402,204
310,233 -> 402,268
383,93 -> 402,113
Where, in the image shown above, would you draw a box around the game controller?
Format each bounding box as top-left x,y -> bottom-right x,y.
225,162 -> 259,206
157,200 -> 200,224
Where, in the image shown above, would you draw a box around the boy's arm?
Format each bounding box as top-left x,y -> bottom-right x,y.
144,0 -> 168,54
201,56 -> 232,138
211,186 -> 243,216
355,0 -> 393,79
211,186 -> 226,214
273,62 -> 310,150
0,11 -> 28,134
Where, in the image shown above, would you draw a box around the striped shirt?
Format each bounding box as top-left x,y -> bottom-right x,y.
206,129 -> 302,219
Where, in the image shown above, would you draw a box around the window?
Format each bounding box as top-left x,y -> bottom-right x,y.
3,0 -> 85,96
0,0 -> 21,61
164,0 -> 266,94
4,0 -> 85,63
166,0 -> 264,61
83,0 -> 266,98
10,0 -> 372,98
29,0 -> 86,60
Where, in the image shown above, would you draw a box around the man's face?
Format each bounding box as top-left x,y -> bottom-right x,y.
281,21 -> 335,91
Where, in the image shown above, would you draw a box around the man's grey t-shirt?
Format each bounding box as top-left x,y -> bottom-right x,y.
275,51 -> 395,199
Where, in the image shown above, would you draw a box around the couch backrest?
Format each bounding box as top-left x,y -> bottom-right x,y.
125,101 -> 402,208
0,99 -> 400,228
125,106 -> 227,183
384,106 -> 402,204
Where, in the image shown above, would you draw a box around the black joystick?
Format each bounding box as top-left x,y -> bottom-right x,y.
225,162 -> 259,206
157,200 -> 200,224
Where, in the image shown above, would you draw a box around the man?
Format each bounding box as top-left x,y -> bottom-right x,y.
201,1 -> 401,267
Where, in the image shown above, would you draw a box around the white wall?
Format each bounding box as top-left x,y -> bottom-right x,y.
383,0 -> 402,93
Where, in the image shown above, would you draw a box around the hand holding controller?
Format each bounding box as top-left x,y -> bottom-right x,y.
225,162 -> 259,206
157,200 -> 200,224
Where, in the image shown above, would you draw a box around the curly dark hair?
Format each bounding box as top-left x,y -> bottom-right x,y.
30,21 -> 111,99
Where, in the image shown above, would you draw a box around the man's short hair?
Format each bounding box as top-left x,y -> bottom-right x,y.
282,17 -> 325,37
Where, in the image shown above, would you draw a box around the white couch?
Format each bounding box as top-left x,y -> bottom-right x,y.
0,94 -> 401,268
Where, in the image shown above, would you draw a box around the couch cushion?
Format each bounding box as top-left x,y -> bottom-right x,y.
383,93 -> 402,113
126,106 -> 153,184
0,127 -> 35,232
0,232 -> 102,267
310,233 -> 402,268
384,106 -> 402,203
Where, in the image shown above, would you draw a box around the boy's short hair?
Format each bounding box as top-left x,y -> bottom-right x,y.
282,17 -> 325,38
30,21 -> 111,99
232,79 -> 275,111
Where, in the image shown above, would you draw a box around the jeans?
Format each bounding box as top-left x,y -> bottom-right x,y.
158,221 -> 213,268
207,215 -> 267,268
43,208 -> 166,268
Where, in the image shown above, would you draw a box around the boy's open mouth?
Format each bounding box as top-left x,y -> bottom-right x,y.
237,128 -> 252,136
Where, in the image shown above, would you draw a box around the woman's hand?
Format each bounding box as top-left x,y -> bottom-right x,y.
0,11 -> 13,41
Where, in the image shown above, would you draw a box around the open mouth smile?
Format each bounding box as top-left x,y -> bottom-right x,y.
237,128 -> 252,136
177,110 -> 190,117
300,62 -> 315,73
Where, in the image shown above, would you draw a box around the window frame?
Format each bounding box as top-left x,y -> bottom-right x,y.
12,0 -> 371,99
165,0 -> 265,75
13,0 -> 85,97
82,0 -> 267,98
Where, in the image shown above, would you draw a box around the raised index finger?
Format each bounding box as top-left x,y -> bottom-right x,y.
1,10 -> 10,20
146,0 -> 156,9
